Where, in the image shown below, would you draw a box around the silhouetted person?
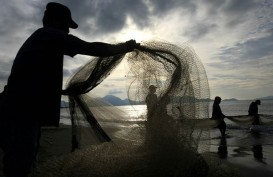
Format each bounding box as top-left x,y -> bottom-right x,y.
211,96 -> 226,137
0,2 -> 137,177
145,85 -> 158,119
145,85 -> 158,144
248,100 -> 261,125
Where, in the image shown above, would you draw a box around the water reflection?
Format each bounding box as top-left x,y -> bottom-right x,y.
217,136 -> 227,159
251,132 -> 266,164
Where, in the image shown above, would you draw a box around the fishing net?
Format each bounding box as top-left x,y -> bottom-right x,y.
32,41 -> 212,177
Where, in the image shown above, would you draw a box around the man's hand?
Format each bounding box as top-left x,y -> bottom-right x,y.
125,39 -> 140,52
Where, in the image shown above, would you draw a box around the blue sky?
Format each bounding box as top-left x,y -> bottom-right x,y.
0,0 -> 272,100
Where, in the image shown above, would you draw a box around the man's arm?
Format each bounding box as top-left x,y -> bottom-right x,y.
78,40 -> 137,57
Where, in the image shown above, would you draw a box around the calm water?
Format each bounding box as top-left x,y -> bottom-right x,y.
60,99 -> 273,124
212,99 -> 273,116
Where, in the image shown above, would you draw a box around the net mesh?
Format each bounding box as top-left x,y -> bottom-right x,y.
33,40 -> 212,176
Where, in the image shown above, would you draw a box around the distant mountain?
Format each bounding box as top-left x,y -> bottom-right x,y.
103,95 -> 129,106
223,98 -> 238,101
257,96 -> 273,100
102,95 -> 145,106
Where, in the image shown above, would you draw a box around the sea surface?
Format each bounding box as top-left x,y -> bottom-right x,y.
60,99 -> 273,125
60,99 -> 273,148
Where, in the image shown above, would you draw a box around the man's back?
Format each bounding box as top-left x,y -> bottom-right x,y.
4,27 -> 82,125
248,102 -> 258,115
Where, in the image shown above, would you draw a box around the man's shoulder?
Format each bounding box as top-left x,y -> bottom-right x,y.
35,27 -> 67,36
32,27 -> 81,43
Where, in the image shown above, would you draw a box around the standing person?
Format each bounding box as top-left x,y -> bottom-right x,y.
211,96 -> 226,137
145,85 -> 158,143
248,100 -> 261,125
145,85 -> 158,119
0,2 -> 137,177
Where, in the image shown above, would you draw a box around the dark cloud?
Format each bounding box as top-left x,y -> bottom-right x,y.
217,29 -> 273,64
223,0 -> 259,27
204,0 -> 259,27
182,0 -> 260,41
149,0 -> 197,15
224,0 -> 258,15
53,0 -> 197,35
0,1 -> 41,36
204,0 -> 258,15
57,0 -> 149,35
183,23 -> 217,40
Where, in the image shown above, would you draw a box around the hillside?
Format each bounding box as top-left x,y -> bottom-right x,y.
103,95 -> 129,106
257,96 -> 273,100
103,95 -> 145,106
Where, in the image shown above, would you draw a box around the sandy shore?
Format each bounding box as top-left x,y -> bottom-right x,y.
1,125 -> 273,177
0,125 -> 72,176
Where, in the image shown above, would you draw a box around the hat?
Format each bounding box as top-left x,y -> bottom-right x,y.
255,100 -> 261,105
149,85 -> 157,89
45,2 -> 78,29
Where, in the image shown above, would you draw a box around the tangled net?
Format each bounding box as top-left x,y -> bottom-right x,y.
33,41 -> 212,177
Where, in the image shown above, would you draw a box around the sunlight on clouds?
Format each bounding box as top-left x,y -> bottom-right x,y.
116,17 -> 154,42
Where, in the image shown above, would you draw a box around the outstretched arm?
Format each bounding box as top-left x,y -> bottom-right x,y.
75,39 -> 138,57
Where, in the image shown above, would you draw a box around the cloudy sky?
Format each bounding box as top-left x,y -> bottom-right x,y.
0,0 -> 272,100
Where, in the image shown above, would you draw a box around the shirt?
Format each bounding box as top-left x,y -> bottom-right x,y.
3,27 -> 91,126
212,104 -> 225,120
248,102 -> 258,115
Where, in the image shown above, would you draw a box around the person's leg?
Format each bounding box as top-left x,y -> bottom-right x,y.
218,121 -> 226,137
3,119 -> 41,177
221,121 -> 226,137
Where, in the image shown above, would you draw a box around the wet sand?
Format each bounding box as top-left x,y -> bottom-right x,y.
208,128 -> 273,177
1,125 -> 273,177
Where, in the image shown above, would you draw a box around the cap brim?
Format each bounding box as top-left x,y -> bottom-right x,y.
70,20 -> 78,29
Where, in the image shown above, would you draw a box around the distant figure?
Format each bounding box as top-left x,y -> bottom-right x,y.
144,85 -> 158,144
248,100 -> 261,125
145,85 -> 158,119
0,2 -> 137,177
211,96 -> 226,137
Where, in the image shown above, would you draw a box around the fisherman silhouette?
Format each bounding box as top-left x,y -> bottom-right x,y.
248,100 -> 261,125
145,85 -> 158,143
211,96 -> 227,137
0,2 -> 137,177
145,85 -> 158,119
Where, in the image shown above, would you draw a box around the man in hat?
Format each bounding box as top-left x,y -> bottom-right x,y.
0,2 -> 137,177
248,100 -> 261,125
